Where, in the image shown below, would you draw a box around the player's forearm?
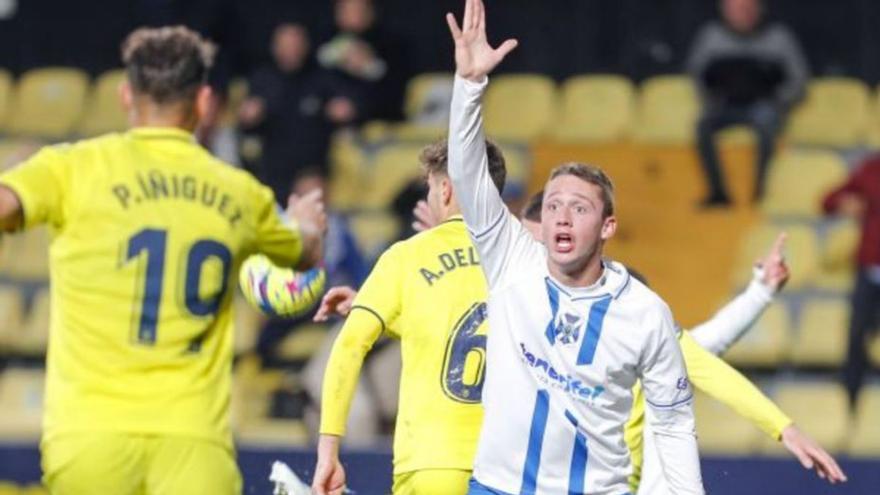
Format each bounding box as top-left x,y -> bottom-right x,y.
681,333 -> 791,440
319,310 -> 383,436
688,274 -> 773,356
448,75 -> 506,233
295,224 -> 324,271
650,417 -> 705,495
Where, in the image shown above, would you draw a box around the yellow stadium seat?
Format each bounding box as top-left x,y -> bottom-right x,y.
15,288 -> 50,356
731,223 -> 818,290
816,220 -> 858,291
484,74 -> 557,141
869,333 -> 880,368
277,323 -> 328,362
693,390 -> 762,454
786,77 -> 871,147
348,211 -> 400,258
632,75 -> 698,144
7,67 -> 89,139
0,226 -> 50,281
0,367 -> 45,440
392,122 -> 446,141
392,72 -> 453,142
761,149 -> 848,218
328,131 -> 368,211
0,140 -> 39,171
760,382 -> 849,455
234,294 -> 264,356
848,386 -> 880,456
790,300 -> 848,367
723,305 -> 791,367
362,143 -> 427,208
0,286 -> 25,352
867,86 -> 880,148
19,486 -> 47,495
0,69 -> 13,131
404,72 -> 453,121
77,69 -> 126,136
501,145 -> 531,198
0,482 -> 19,495
551,75 -> 635,144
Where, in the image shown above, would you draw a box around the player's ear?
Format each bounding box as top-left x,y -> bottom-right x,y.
119,81 -> 134,114
600,215 -> 617,241
194,84 -> 215,123
442,176 -> 454,206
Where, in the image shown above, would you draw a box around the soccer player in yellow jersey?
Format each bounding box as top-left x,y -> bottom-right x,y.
0,27 -> 325,495
311,140 -> 508,495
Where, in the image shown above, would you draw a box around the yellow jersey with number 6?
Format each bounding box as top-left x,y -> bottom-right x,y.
0,127 -> 302,449
322,216 -> 489,475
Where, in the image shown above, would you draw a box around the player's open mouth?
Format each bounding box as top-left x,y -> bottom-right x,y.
555,233 -> 573,252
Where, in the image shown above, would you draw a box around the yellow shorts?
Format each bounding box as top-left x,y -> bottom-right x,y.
42,432 -> 241,495
392,469 -> 471,495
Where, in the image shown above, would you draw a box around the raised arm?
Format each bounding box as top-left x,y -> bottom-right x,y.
446,0 -> 517,235
447,0 -> 542,288
690,233 -> 789,355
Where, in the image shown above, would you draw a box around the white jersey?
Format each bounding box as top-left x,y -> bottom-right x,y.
448,75 -> 704,495
639,277 -> 775,495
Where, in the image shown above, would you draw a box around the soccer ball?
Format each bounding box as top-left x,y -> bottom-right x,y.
239,254 -> 326,317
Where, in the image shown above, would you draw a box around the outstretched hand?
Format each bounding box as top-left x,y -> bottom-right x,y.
313,286 -> 358,322
780,424 -> 847,484
446,0 -> 518,81
756,232 -> 790,293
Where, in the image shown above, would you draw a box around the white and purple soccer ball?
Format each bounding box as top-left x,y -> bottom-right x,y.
239,254 -> 326,317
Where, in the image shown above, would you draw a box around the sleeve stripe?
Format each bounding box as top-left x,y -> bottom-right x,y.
350,305 -> 386,334
469,209 -> 506,240
645,393 -> 694,410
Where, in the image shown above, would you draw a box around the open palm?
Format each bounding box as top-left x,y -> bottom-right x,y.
446,0 -> 518,81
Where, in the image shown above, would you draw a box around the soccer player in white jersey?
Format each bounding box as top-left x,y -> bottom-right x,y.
445,1 -> 704,493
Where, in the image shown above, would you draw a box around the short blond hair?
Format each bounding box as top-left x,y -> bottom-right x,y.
548,162 -> 615,218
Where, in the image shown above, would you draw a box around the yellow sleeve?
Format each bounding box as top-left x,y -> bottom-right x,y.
625,383 -> 645,493
349,244 -> 404,337
319,246 -> 403,435
0,145 -> 70,229
249,181 -> 302,267
319,308 -> 384,436
680,331 -> 792,440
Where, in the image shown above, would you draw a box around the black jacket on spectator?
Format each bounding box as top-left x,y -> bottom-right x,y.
243,61 -> 349,201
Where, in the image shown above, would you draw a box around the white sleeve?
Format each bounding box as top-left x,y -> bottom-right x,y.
639,302 -> 704,495
447,75 -> 542,289
688,270 -> 774,356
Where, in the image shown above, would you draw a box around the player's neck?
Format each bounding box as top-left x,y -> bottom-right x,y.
130,102 -> 198,132
549,254 -> 604,288
444,200 -> 462,219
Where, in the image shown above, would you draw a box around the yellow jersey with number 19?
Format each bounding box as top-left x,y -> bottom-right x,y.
0,127 -> 303,450
321,216 -> 489,475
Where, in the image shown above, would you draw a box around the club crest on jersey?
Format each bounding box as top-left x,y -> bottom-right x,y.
553,313 -> 582,345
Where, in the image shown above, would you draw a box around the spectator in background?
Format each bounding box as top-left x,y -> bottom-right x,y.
317,0 -> 409,122
688,0 -> 808,207
823,155 -> 880,410
257,168 -> 368,366
239,23 -> 359,202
